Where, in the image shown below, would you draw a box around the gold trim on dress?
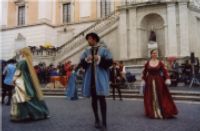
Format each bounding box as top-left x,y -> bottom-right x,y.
152,79 -> 163,119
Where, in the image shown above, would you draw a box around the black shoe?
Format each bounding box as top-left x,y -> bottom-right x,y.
45,115 -> 51,119
101,125 -> 107,131
94,121 -> 101,129
6,102 -> 10,106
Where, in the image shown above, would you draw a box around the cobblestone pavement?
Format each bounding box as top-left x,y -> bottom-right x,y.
2,97 -> 200,131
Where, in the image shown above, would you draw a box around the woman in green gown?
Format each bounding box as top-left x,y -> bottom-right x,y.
11,47 -> 49,121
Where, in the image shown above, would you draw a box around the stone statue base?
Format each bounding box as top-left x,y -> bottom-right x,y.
148,41 -> 158,57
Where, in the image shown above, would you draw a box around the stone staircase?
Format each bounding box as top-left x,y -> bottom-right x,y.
42,87 -> 200,102
54,11 -> 119,64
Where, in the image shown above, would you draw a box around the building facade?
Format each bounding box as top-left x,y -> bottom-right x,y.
0,0 -> 120,61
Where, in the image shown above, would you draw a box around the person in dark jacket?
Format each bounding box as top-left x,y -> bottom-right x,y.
109,62 -> 122,100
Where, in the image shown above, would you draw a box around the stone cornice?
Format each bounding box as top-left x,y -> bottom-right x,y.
188,4 -> 200,13
14,0 -> 28,6
0,19 -> 100,32
119,1 -> 176,10
0,23 -> 54,32
118,0 -> 192,10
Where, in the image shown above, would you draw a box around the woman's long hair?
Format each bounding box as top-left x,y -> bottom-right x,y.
20,47 -> 44,100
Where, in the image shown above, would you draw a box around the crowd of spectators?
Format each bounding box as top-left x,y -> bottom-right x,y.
33,60 -> 73,86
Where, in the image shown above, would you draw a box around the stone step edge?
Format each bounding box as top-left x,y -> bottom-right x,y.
42,89 -> 200,95
42,88 -> 200,93
43,92 -> 200,96
43,93 -> 200,100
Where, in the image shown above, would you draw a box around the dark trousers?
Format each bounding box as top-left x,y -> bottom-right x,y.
2,84 -> 14,105
91,87 -> 107,127
111,84 -> 122,100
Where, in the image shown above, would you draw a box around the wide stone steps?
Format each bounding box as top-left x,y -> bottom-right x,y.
42,88 -> 200,102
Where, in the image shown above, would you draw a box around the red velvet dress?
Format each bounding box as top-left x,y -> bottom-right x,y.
142,61 -> 178,119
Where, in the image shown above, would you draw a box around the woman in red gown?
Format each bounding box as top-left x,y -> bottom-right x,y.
141,49 -> 178,119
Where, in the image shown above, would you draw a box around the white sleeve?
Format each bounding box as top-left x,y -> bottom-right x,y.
96,55 -> 101,65
3,66 -> 8,75
122,66 -> 126,73
165,79 -> 171,85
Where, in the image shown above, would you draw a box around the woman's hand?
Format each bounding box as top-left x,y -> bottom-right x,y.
140,80 -> 145,86
139,80 -> 145,95
165,79 -> 171,85
12,79 -> 17,87
14,70 -> 21,77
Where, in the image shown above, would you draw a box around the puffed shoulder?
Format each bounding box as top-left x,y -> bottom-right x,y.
159,60 -> 165,63
144,60 -> 149,66
14,70 -> 21,77
159,60 -> 165,66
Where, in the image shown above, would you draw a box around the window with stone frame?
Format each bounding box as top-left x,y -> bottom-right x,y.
18,5 -> 25,26
100,0 -> 111,17
63,3 -> 71,23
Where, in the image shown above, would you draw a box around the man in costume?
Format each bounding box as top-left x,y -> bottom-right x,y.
80,33 -> 113,131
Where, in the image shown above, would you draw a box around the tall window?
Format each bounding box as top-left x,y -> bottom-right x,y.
18,6 -> 25,25
100,0 -> 111,17
63,3 -> 71,23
